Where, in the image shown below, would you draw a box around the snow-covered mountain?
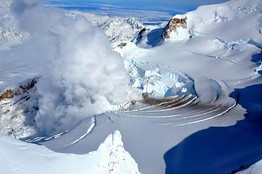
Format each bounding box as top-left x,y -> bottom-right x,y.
0,0 -> 15,28
67,11 -> 145,43
0,0 -> 262,173
0,0 -> 28,50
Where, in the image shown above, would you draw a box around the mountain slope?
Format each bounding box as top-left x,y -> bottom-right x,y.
0,130 -> 140,174
41,0 -> 262,174
0,0 -> 262,174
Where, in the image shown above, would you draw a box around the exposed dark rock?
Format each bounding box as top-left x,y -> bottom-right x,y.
117,42 -> 127,49
162,17 -> 187,40
0,78 -> 37,100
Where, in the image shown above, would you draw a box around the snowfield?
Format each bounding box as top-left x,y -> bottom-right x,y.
0,0 -> 262,174
0,130 -> 141,174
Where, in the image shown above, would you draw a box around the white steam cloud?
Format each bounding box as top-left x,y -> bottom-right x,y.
12,0 -> 138,135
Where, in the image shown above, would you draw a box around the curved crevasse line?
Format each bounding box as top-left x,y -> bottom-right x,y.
26,116 -> 97,144
118,98 -> 200,117
27,130 -> 69,143
70,116 -> 96,145
122,105 -> 222,119
115,78 -> 237,125
158,101 -> 237,126
131,98 -> 200,114
130,94 -> 190,112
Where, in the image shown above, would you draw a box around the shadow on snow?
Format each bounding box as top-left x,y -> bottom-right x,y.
251,51 -> 262,75
164,83 -> 262,174
146,28 -> 164,47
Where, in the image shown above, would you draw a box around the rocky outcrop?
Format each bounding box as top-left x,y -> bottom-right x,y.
117,42 -> 127,49
0,78 -> 39,139
133,17 -> 189,47
132,28 -> 150,44
0,78 -> 37,100
162,17 -> 188,40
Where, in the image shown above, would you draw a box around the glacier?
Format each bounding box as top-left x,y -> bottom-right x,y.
0,0 -> 262,173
